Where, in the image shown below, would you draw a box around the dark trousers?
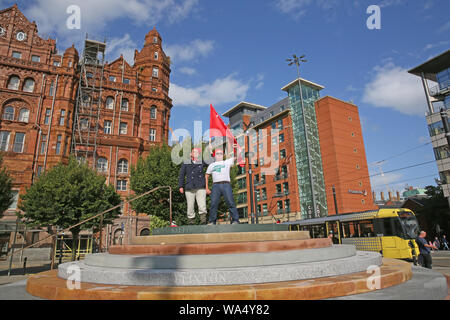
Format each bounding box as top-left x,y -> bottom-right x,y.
418,253 -> 432,269
209,182 -> 240,223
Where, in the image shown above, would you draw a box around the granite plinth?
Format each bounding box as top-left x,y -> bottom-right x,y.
86,245 -> 355,269
109,238 -> 331,255
26,258 -> 412,300
131,231 -> 309,245
57,250 -> 381,286
151,224 -> 289,235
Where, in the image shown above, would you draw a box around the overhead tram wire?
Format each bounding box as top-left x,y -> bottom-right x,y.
369,141 -> 433,167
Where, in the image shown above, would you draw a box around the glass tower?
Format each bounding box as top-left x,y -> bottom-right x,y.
284,79 -> 328,219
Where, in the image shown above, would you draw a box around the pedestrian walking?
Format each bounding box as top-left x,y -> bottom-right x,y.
178,148 -> 208,225
205,147 -> 240,225
442,235 -> 449,250
433,237 -> 440,251
416,231 -> 438,269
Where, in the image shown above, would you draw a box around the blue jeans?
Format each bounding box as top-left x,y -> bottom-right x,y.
209,182 -> 240,223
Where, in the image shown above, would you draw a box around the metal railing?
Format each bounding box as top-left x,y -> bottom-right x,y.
430,79 -> 450,96
4,185 -> 172,275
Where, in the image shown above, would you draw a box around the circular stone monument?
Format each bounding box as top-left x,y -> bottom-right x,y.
26,224 -> 449,300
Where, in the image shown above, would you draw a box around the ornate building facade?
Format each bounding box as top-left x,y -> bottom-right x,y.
0,5 -> 172,251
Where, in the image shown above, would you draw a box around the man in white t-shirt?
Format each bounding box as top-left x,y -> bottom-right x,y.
205,147 -> 240,225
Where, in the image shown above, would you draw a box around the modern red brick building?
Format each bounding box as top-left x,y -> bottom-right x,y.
315,96 -> 377,215
224,82 -> 376,223
0,5 -> 172,252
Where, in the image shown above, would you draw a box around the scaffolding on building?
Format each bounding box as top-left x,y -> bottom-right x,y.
71,35 -> 107,169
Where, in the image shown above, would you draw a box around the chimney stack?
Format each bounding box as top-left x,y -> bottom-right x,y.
380,192 -> 385,201
388,191 -> 392,201
372,191 -> 376,201
396,191 -> 400,201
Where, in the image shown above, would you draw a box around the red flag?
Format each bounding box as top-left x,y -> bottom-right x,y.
209,104 -> 245,167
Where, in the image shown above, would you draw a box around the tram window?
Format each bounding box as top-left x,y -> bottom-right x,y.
359,220 -> 374,237
342,221 -> 359,237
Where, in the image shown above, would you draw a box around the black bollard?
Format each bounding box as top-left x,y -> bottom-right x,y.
23,257 -> 27,275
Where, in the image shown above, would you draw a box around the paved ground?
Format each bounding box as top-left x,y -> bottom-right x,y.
0,250 -> 449,300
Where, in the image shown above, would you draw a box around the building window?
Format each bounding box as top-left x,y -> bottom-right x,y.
283,182 -> 289,194
356,164 -> 360,169
59,110 -> 66,126
3,106 -> 15,120
9,190 -> 19,210
37,166 -> 43,177
121,98 -> 129,111
284,199 -> 290,212
31,55 -> 40,62
23,78 -> 35,93
55,135 -> 62,155
154,52 -> 158,60
12,51 -> 22,59
123,78 -> 130,84
63,136 -> 69,156
276,184 -> 282,193
273,151 -> 278,161
49,81 -> 55,96
96,157 -> 108,173
351,132 -> 355,137
44,108 -> 51,125
119,122 -> 127,135
80,118 -> 89,131
106,97 -> 114,109
18,108 -> 29,123
0,131 -> 10,151
271,122 -> 276,130
104,120 -> 112,134
348,117 -> 352,121
109,76 -> 116,82
152,87 -> 158,92
362,199 -> 366,204
118,159 -> 128,174
117,180 -> 127,191
7,76 -> 20,90
153,37 -> 158,43
66,111 -> 71,128
40,134 -> 47,154
149,129 -> 156,141
13,133 -> 25,153
150,106 -> 157,119
278,119 -> 283,130
280,149 -> 286,159
53,61 -> 61,67
152,67 -> 159,78
259,157 -> 264,166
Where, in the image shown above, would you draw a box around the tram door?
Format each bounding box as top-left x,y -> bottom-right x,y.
326,221 -> 341,244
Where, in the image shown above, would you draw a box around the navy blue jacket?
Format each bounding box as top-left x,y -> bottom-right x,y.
178,161 -> 208,191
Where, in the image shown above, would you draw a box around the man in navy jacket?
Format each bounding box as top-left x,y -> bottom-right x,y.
178,148 -> 208,224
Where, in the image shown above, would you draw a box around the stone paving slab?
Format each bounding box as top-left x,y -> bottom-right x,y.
85,245 -> 356,269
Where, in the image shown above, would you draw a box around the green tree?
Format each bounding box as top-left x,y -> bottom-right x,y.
0,153 -> 14,217
416,185 -> 450,239
130,144 -> 188,225
18,156 -> 121,260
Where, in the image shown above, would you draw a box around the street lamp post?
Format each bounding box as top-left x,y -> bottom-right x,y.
243,121 -> 257,224
286,54 -> 318,219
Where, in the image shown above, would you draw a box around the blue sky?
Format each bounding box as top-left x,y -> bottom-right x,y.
3,0 -> 450,197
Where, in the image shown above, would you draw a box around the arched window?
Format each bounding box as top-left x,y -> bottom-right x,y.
23,78 -> 35,93
150,106 -> 157,119
18,108 -> 29,123
96,157 -> 108,173
121,98 -> 129,111
7,76 -> 20,90
117,159 -> 128,174
140,228 -> 150,236
2,106 -> 14,120
105,97 -> 114,109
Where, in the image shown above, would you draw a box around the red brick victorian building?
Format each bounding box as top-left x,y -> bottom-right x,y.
0,4 -> 172,250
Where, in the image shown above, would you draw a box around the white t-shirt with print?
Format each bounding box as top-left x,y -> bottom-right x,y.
206,158 -> 235,183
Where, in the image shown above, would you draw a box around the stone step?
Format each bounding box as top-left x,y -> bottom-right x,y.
109,238 -> 331,255
57,250 -> 381,286
85,245 -> 355,269
151,223 -> 289,235
131,231 -> 309,245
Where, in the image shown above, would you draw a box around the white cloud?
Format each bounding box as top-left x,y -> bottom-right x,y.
362,61 -> 428,116
274,0 -> 339,19
370,172 -> 404,191
169,74 -> 250,107
164,39 -> 215,63
178,67 -> 197,75
22,0 -> 198,43
438,21 -> 450,33
106,34 -> 137,65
